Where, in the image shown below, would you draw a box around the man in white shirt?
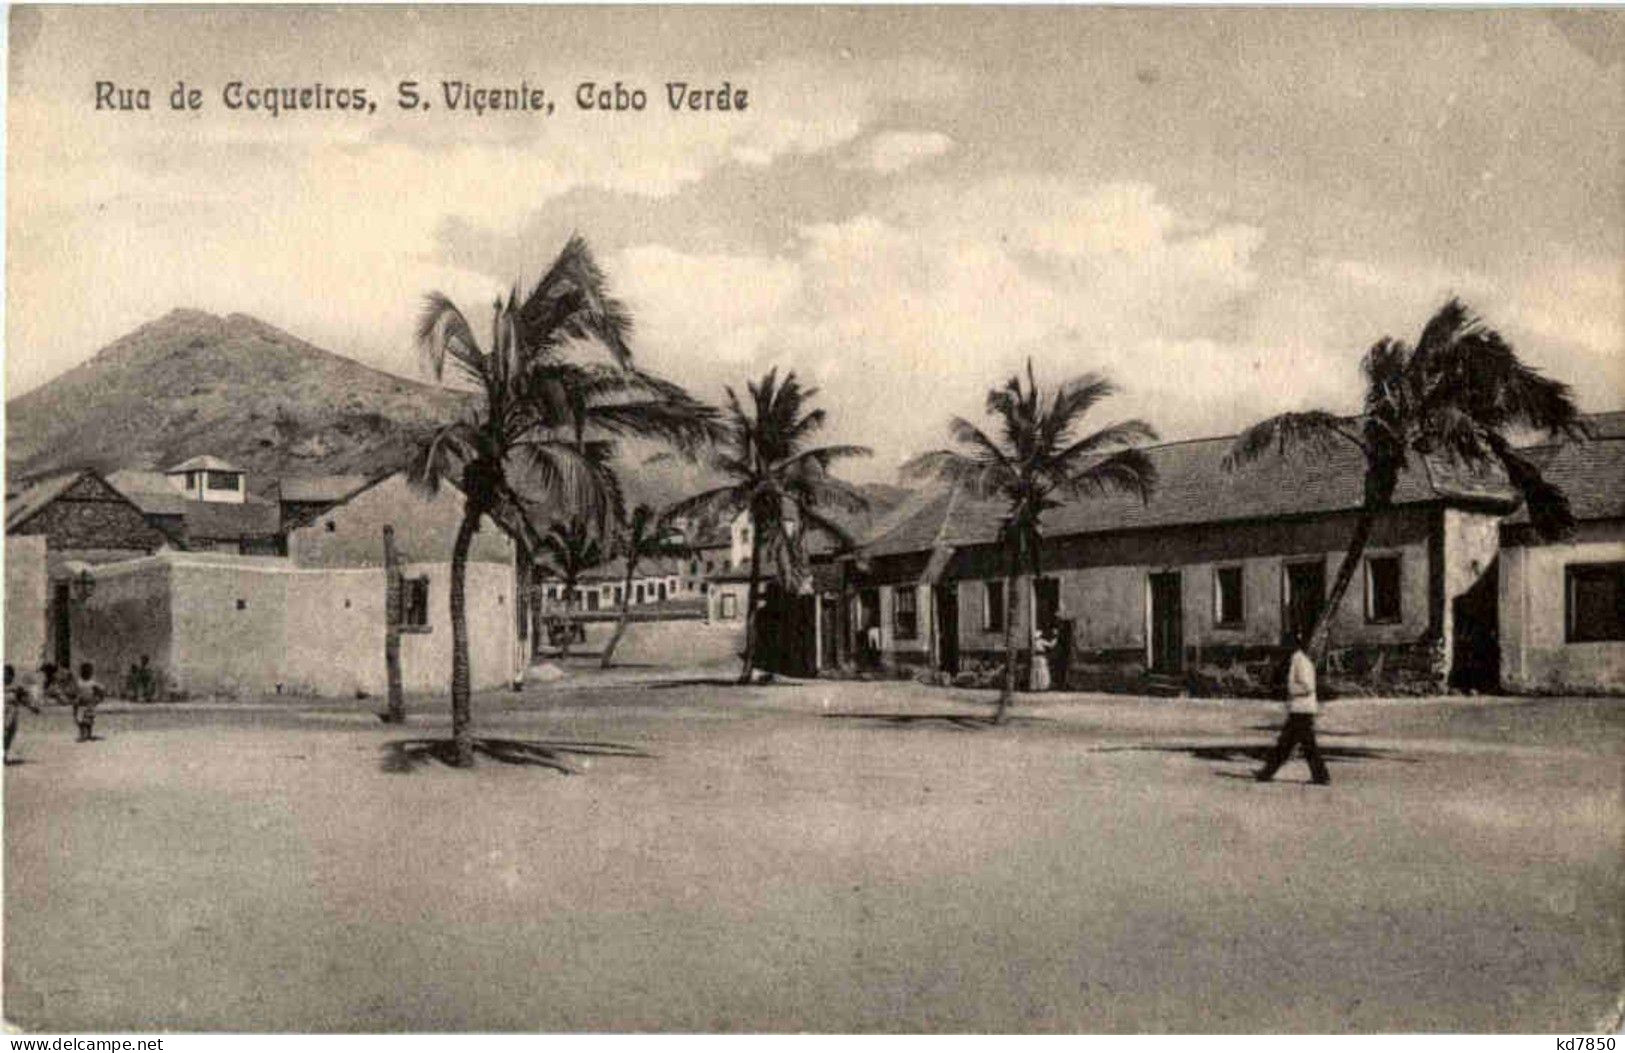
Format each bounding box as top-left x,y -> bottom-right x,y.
1254,637 -> 1331,785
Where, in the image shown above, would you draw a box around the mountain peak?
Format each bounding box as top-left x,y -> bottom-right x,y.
7,308 -> 463,479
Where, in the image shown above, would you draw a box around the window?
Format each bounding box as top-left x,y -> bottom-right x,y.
894,587 -> 918,640
402,577 -> 430,630
1365,556 -> 1402,624
1567,563 -> 1625,643
720,593 -> 738,619
206,471 -> 239,492
235,598 -> 246,611
636,584 -> 645,604
984,581 -> 1005,632
1214,566 -> 1244,627
325,520 -> 337,533
185,470 -> 199,490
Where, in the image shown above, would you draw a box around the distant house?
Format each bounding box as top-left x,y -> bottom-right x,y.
5,468 -> 175,669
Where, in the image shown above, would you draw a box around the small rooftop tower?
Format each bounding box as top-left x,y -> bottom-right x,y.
164,455 -> 246,504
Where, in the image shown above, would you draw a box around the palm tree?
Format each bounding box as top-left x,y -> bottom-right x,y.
601,504 -> 691,668
412,235 -> 714,766
1223,298 -> 1584,664
535,516 -> 608,661
904,362 -> 1157,724
669,369 -> 872,684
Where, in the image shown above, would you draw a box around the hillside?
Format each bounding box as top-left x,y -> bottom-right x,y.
5,309 -> 465,480
4,309 -> 911,527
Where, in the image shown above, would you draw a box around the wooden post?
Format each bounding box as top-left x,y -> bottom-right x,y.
381,525 -> 405,723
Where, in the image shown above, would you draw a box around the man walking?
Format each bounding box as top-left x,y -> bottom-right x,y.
1255,637 -> 1330,785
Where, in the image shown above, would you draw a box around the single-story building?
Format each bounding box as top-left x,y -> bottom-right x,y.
837,422 -> 1604,694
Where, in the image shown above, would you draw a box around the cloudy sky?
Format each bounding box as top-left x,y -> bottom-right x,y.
7,6 -> 1622,480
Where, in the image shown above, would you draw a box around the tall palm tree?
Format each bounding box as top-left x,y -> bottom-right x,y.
1223,298 -> 1584,663
669,369 -> 872,684
535,516 -> 608,660
904,362 -> 1157,724
412,235 -> 713,766
601,503 -> 691,668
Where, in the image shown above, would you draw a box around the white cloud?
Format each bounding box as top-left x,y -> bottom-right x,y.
846,130 -> 955,174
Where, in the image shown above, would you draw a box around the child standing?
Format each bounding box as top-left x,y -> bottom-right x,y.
65,662 -> 105,742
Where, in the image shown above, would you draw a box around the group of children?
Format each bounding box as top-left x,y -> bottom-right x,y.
4,660 -> 108,759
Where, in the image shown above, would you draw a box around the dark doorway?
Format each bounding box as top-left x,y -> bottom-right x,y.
1034,577 -> 1061,634
1285,561 -> 1326,646
1451,556 -> 1500,691
819,593 -> 840,670
53,582 -> 72,670
762,583 -> 818,678
1149,571 -> 1183,674
934,582 -> 960,675
856,588 -> 881,668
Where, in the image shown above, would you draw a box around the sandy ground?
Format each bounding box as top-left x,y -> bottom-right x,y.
3,682 -> 1621,1033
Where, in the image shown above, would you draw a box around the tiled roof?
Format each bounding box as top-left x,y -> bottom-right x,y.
183,500 -> 282,540
1505,433 -> 1625,525
277,475 -> 375,504
5,470 -> 89,531
105,470 -> 192,515
859,430 -> 1520,559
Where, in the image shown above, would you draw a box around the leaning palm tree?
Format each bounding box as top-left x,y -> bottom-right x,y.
669,369 -> 872,684
1223,298 -> 1583,662
535,516 -> 608,661
412,235 -> 714,766
601,503 -> 691,668
904,362 -> 1157,724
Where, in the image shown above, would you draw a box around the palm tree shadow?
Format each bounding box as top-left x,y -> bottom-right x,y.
823,712 -> 1053,731
382,737 -> 653,775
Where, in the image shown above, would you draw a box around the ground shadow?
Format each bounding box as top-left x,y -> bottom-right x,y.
822,712 -> 1054,731
4,756 -> 27,766
1098,742 -> 1418,765
1244,722 -> 1362,736
646,676 -> 809,691
382,737 -> 654,775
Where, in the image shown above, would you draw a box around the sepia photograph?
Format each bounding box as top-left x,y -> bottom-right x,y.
3,3 -> 1622,1036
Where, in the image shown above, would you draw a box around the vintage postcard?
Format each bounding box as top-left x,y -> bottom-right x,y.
3,4 -> 1622,1036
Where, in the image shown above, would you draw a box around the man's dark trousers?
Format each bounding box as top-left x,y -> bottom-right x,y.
1257,713 -> 1330,783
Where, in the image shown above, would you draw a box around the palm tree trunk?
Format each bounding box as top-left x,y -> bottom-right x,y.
1305,478 -> 1397,661
601,557 -> 639,669
448,508 -> 479,767
382,525 -> 405,723
995,537 -> 1020,725
558,575 -> 576,660
1027,528 -> 1046,693
739,522 -> 764,685
1305,507 -> 1378,661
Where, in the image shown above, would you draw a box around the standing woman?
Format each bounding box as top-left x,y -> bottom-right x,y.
1030,627 -> 1056,692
